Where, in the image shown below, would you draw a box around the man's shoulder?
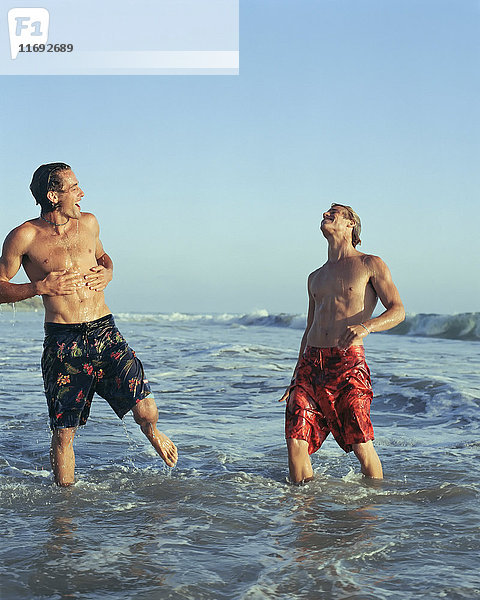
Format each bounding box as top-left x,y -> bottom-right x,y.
361,253 -> 383,264
79,212 -> 100,231
308,265 -> 327,279
15,218 -> 40,231
359,253 -> 386,268
79,211 -> 98,223
358,253 -> 391,280
4,219 -> 40,247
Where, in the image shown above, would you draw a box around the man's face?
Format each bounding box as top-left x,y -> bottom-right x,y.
51,170 -> 84,220
320,206 -> 350,236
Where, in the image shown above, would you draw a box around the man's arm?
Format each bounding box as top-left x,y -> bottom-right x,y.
279,274 -> 316,402
83,216 -> 113,292
338,255 -> 405,349
84,250 -> 113,292
296,285 -> 315,367
0,226 -> 82,304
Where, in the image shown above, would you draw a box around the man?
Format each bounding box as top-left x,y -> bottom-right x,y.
280,204 -> 405,483
0,162 -> 177,486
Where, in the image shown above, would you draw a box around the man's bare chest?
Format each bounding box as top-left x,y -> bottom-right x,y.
26,228 -> 97,274
311,262 -> 371,299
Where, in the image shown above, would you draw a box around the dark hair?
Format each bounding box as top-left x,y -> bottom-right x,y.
30,162 -> 71,213
331,203 -> 362,247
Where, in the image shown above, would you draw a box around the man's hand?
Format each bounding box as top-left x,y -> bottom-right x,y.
84,265 -> 113,292
279,379 -> 297,403
37,270 -> 84,296
337,324 -> 369,350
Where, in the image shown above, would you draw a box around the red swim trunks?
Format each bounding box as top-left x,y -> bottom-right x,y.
285,345 -> 374,454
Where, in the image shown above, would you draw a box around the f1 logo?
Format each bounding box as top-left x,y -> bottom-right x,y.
7,8 -> 50,59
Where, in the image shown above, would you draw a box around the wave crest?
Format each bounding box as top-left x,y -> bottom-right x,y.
389,312 -> 480,341
116,311 -> 479,341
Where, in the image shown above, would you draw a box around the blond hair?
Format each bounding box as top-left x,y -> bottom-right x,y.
331,203 -> 361,247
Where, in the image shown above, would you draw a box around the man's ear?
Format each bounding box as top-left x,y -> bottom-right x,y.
46,190 -> 58,205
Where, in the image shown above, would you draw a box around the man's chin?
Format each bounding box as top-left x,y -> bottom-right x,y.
319,224 -> 331,238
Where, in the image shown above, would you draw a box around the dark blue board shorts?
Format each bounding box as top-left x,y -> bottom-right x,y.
41,314 -> 152,430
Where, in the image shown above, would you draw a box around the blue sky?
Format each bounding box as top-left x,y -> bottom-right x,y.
1,0 -> 479,315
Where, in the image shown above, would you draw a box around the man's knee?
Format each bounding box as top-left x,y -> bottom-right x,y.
352,440 -> 373,461
286,438 -> 313,483
132,396 -> 158,426
52,427 -> 76,449
352,440 -> 382,478
287,437 -> 309,458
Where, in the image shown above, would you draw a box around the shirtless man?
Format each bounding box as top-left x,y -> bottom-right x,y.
280,204 -> 405,483
0,162 -> 177,486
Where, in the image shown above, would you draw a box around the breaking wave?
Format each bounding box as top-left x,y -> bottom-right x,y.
116,310 -> 480,341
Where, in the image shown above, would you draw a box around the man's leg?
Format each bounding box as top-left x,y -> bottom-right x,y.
50,427 -> 77,487
352,440 -> 383,479
286,438 -> 314,484
132,396 -> 178,467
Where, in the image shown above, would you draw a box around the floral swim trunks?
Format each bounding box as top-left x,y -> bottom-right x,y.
285,345 -> 374,454
42,314 -> 152,430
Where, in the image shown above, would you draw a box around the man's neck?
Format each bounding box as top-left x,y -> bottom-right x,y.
326,237 -> 358,262
40,211 -> 71,229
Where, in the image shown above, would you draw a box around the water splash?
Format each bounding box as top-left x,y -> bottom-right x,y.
121,420 -> 139,470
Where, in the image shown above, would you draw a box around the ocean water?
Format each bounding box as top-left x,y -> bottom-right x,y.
0,309 -> 479,600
